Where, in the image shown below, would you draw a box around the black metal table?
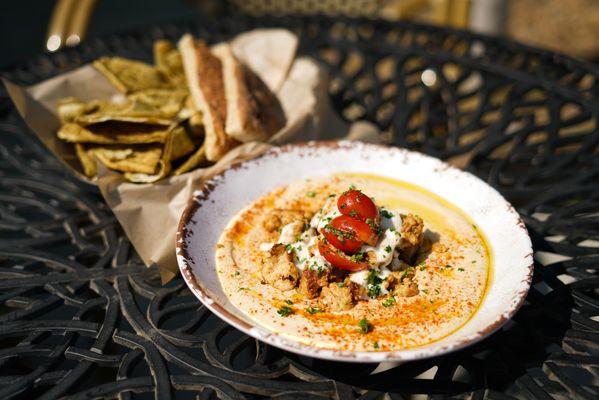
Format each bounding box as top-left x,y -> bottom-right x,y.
1,15 -> 598,400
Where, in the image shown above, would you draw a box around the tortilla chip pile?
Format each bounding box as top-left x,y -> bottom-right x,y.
56,40 -> 208,183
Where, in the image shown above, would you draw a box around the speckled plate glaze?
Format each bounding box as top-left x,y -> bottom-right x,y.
176,141 -> 533,363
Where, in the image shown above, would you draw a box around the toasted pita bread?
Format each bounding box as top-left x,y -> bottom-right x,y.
88,144 -> 163,174
57,122 -> 170,144
178,35 -> 239,161
173,145 -> 207,175
154,40 -> 188,88
230,29 -> 298,93
94,57 -> 173,93
75,144 -> 98,178
212,43 -> 285,143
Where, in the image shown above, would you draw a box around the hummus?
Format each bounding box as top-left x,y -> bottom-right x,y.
215,173 -> 490,352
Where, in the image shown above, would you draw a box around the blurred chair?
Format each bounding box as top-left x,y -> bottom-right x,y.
46,0 -> 97,52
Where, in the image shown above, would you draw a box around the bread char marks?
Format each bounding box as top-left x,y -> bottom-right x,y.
178,35 -> 238,162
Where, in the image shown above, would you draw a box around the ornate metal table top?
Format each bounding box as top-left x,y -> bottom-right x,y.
0,15 -> 598,400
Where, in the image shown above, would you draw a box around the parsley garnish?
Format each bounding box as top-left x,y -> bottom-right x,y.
373,341 -> 380,349
350,252 -> 366,262
365,218 -> 381,234
306,307 -> 322,314
284,299 -> 293,305
307,191 -> 316,198
285,244 -> 294,253
349,184 -> 357,190
349,210 -> 358,217
380,209 -> 394,219
382,296 -> 396,307
366,269 -> 383,298
277,305 -> 293,317
421,289 -> 429,294
358,318 -> 372,334
384,245 -> 392,253
324,224 -> 355,241
458,267 -> 465,272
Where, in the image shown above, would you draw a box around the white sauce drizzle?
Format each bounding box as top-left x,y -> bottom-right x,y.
260,205 -> 406,294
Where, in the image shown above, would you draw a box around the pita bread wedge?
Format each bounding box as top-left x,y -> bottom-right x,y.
57,122 -> 171,144
178,35 -> 239,162
57,97 -> 92,123
170,126 -> 195,160
73,98 -> 174,126
94,57 -> 173,93
154,40 -> 188,88
127,89 -> 188,117
230,29 -> 298,92
90,144 -> 162,174
213,43 -> 286,143
173,145 -> 207,175
124,126 -> 175,183
75,144 -> 98,178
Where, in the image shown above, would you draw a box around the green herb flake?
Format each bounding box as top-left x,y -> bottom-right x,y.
238,287 -> 248,292
306,191 -> 316,198
366,269 -> 383,298
284,299 -> 293,305
306,307 -> 322,314
373,341 -> 380,349
277,305 -> 293,317
384,245 -> 392,253
421,289 -> 429,294
234,271 -> 240,276
358,318 -> 372,334
458,268 -> 465,272
350,252 -> 366,262
349,210 -> 358,217
434,289 -> 440,294
382,296 -> 396,307
349,184 -> 357,190
380,209 -> 394,219
445,264 -> 453,269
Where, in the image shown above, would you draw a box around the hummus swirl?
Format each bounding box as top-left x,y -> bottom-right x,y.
215,173 -> 490,352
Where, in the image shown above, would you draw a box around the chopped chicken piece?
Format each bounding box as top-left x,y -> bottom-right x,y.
298,268 -> 329,299
386,270 -> 419,297
262,209 -> 310,233
399,213 -> 424,264
319,283 -> 355,311
260,244 -> 298,291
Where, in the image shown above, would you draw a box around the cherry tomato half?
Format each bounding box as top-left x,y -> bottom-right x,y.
322,218 -> 363,254
318,240 -> 369,272
338,189 -> 379,223
332,215 -> 379,246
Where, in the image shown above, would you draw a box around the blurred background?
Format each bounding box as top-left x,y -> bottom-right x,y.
1,0 -> 599,69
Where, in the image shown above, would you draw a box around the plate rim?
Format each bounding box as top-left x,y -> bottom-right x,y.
176,140 -> 534,363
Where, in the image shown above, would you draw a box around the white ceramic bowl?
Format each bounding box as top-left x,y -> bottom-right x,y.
176,141 -> 533,362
